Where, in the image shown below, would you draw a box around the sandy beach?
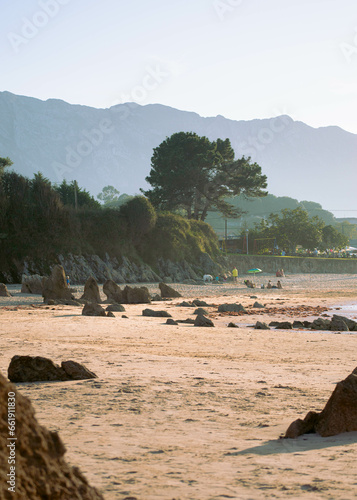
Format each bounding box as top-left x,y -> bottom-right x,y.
1,273 -> 356,499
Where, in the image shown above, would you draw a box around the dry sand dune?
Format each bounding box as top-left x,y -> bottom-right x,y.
0,273 -> 356,499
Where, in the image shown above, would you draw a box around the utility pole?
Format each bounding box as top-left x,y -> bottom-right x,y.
74,180 -> 78,211
246,229 -> 249,255
225,219 -> 227,252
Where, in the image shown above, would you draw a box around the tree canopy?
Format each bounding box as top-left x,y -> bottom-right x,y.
0,156 -> 13,176
97,185 -> 133,208
54,179 -> 100,209
142,132 -> 268,221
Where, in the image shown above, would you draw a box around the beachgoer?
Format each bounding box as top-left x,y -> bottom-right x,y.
203,274 -> 213,282
267,280 -> 272,289
277,280 -> 282,289
232,267 -> 238,282
66,275 -> 70,286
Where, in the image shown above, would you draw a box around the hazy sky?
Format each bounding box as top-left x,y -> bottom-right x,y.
2,0 -> 357,133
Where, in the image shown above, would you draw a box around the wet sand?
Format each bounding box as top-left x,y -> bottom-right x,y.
0,273 -> 356,499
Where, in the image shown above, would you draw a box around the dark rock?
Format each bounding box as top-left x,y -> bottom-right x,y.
253,301 -> 265,308
293,320 -> 305,328
151,293 -> 165,301
269,321 -> 280,327
284,367 -> 357,438
330,317 -> 349,331
166,318 -> 178,325
8,356 -> 97,382
54,299 -> 82,306
178,301 -> 194,307
42,265 -> 73,303
21,274 -> 45,294
275,321 -> 293,329
303,320 -> 312,328
254,321 -> 270,330
82,303 -> 106,317
0,370 -> 104,499
106,311 -> 115,317
81,276 -> 101,303
142,309 -> 172,317
123,285 -> 151,304
8,355 -> 68,382
227,322 -> 239,328
284,411 -> 320,438
103,279 -> 123,303
176,318 -> 195,324
122,315 -> 129,318
192,299 -> 209,307
310,318 -> 331,330
194,307 -> 209,316
194,314 -> 214,327
106,304 -> 126,312
218,303 -> 246,313
331,314 -> 357,331
61,360 -> 97,380
159,282 -> 182,298
0,283 -> 12,297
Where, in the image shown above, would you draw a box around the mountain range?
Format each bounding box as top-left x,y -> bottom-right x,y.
1,91 -> 356,213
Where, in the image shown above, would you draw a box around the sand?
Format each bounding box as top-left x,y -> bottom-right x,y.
0,273 -> 357,499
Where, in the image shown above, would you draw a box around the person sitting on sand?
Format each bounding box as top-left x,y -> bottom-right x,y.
267,280 -> 272,289
203,274 -> 213,282
244,279 -> 255,288
277,280 -> 282,289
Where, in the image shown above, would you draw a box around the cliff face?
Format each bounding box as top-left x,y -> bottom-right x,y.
1,252 -> 356,286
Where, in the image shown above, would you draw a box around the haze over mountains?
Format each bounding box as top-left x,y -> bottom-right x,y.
1,91 -> 356,214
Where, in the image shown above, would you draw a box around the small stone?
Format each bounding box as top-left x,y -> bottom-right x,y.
254,321 -> 270,330
194,315 -> 214,327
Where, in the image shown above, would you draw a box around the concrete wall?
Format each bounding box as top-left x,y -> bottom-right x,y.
223,254 -> 357,275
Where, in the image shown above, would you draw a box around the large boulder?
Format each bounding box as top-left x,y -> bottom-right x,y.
103,279 -> 124,303
122,285 -> 151,304
7,356 -> 97,383
194,314 -> 215,327
142,309 -> 172,317
82,303 -> 106,317
218,303 -> 246,313
284,367 -> 357,438
81,277 -> 101,303
42,265 -> 73,303
0,283 -> 11,297
21,274 -> 45,294
159,282 -> 182,298
0,371 -> 103,499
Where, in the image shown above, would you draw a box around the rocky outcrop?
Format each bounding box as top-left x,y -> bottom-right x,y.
284,367 -> 357,438
122,285 -> 151,304
82,303 -> 107,317
0,283 -> 11,297
42,265 -> 73,303
254,321 -> 270,330
103,279 -> 123,303
142,309 -> 172,317
218,303 -> 246,313
0,371 -> 103,499
7,356 -> 97,382
194,314 -> 214,327
81,277 -> 101,303
159,282 -> 182,298
21,274 -> 45,294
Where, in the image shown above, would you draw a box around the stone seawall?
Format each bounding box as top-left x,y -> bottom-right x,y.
222,254 -> 357,275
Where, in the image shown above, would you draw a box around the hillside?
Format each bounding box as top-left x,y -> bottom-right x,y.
1,91 -> 356,211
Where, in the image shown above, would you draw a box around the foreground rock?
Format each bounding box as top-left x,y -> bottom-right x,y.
21,274 -> 45,294
194,314 -> 215,327
82,303 -> 107,317
42,265 -> 73,303
284,367 -> 357,438
8,356 -> 97,382
142,309 -> 172,317
159,282 -> 182,298
0,371 -> 103,499
103,279 -> 123,303
81,276 -> 101,303
218,303 -> 246,313
0,283 -> 11,297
